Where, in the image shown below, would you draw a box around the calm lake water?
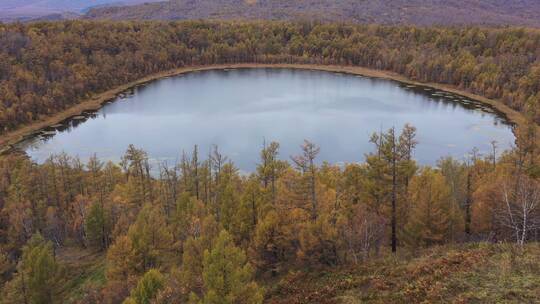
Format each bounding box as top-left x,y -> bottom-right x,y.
18,68 -> 515,172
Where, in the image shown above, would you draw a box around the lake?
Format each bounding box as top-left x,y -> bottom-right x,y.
17,68 -> 515,172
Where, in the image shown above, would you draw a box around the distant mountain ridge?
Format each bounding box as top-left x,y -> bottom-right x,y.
84,0 -> 540,27
0,0 -> 162,21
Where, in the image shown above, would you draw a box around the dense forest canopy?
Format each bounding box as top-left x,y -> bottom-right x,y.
0,18 -> 540,303
5,0 -> 540,26
84,0 -> 540,27
0,17 -> 540,304
1,20 -> 540,138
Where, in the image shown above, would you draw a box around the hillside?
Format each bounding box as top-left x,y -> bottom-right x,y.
1,21 -> 540,141
267,244 -> 540,303
85,0 -> 540,27
1,19 -> 540,304
51,243 -> 540,303
266,243 -> 540,303
0,0 -> 162,22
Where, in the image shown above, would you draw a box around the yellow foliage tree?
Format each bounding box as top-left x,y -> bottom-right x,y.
405,168 -> 453,247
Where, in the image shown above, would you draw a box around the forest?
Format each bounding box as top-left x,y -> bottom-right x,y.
0,120 -> 539,303
1,20 -> 540,136
85,0 -> 540,27
0,19 -> 540,303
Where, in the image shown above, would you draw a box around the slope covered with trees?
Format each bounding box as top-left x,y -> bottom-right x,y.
1,19 -> 540,303
1,20 -> 540,138
84,0 -> 540,27
0,120 -> 538,302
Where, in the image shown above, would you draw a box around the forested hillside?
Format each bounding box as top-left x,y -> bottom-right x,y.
1,19 -> 540,303
1,21 -> 540,138
0,120 -> 539,302
85,0 -> 540,27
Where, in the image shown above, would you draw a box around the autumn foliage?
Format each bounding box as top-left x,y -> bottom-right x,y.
1,21 -> 540,134
0,121 -> 538,302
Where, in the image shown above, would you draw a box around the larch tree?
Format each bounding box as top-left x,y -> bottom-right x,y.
1,234 -> 61,304
364,125 -> 417,253
257,141 -> 287,206
405,168 -> 452,247
438,157 -> 466,242
121,145 -> 153,208
232,175 -> 263,245
85,200 -> 111,250
250,210 -> 293,275
106,234 -> 139,282
201,230 -> 264,304
128,203 -> 173,271
123,269 -> 165,304
291,140 -> 321,221
178,214 -> 221,300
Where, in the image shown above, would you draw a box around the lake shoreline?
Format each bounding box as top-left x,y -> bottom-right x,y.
0,63 -> 525,155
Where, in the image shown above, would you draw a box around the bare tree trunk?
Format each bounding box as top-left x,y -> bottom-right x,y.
465,169 -> 472,237
391,128 -> 397,253
21,266 -> 29,304
193,145 -> 199,200
521,206 -> 527,246
499,179 -> 540,247
310,157 -> 317,221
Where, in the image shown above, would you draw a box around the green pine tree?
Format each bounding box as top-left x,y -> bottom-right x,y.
85,201 -> 111,250
405,168 -> 452,247
202,230 -> 263,304
123,269 -> 164,304
128,203 -> 173,271
1,233 -> 61,304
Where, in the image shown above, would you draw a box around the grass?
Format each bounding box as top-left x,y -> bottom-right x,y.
53,242 -> 540,303
56,246 -> 107,303
265,243 -> 540,304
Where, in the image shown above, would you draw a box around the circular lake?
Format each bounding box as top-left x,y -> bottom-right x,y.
18,68 -> 515,171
